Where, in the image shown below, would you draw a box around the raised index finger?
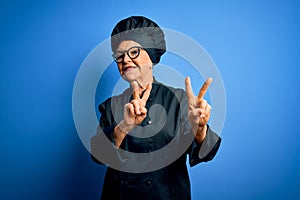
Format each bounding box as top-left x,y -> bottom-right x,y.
185,77 -> 195,98
198,77 -> 213,99
141,83 -> 152,101
131,81 -> 140,100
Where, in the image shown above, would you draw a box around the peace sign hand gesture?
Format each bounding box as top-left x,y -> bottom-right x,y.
114,81 -> 152,147
124,81 -> 152,127
185,77 -> 212,143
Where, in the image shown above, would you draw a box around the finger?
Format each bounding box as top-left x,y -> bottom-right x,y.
198,77 -> 213,99
131,100 -> 141,115
140,107 -> 147,115
127,103 -> 135,116
131,81 -> 140,100
185,77 -> 195,98
191,107 -> 205,118
190,108 -> 201,118
201,104 -> 211,119
206,104 -> 212,113
189,109 -> 201,124
197,108 -> 205,118
198,99 -> 207,110
141,83 -> 152,101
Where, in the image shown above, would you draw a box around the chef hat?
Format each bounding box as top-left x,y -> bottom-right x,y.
111,16 -> 166,65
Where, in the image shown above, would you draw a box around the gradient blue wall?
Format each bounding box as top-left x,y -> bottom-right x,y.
1,0 -> 299,199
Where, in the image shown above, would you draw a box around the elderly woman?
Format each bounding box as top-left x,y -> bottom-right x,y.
91,16 -> 221,200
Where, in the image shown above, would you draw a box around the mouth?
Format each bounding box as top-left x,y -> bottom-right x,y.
123,66 -> 137,73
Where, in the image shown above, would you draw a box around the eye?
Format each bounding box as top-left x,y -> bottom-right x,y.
116,54 -> 124,59
129,47 -> 140,58
114,53 -> 124,62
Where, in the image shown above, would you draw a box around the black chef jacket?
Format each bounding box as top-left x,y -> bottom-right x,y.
91,78 -> 221,200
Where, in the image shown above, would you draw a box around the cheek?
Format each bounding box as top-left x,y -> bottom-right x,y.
138,53 -> 152,67
117,64 -> 123,74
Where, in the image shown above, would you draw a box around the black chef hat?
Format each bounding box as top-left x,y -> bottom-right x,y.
111,16 -> 166,65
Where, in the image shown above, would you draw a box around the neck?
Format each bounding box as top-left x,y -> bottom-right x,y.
136,76 -> 153,90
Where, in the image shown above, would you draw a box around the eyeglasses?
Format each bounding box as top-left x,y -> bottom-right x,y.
112,46 -> 143,63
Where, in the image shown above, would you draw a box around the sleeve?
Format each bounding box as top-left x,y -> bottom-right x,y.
177,89 -> 222,167
90,99 -> 118,164
188,126 -> 221,167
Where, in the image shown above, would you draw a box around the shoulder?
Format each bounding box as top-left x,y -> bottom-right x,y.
153,80 -> 187,102
98,87 -> 132,114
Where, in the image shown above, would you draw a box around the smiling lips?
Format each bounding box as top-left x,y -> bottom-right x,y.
123,66 -> 137,73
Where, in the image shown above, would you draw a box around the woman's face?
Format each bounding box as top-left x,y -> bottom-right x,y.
116,40 -> 153,86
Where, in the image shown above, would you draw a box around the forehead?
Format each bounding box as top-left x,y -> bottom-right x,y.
116,40 -> 142,51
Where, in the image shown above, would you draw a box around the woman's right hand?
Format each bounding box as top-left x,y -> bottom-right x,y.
120,81 -> 152,133
114,81 -> 151,147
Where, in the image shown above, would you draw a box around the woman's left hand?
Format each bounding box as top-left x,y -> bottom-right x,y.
185,77 -> 212,143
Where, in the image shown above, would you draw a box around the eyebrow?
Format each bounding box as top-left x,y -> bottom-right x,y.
116,46 -> 143,53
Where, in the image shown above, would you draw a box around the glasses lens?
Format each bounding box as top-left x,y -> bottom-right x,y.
113,53 -> 124,63
128,47 -> 140,59
113,47 -> 141,63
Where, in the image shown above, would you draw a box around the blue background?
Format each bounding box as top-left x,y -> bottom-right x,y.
1,0 -> 299,199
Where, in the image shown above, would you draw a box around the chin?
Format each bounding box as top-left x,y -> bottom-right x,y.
122,75 -> 136,82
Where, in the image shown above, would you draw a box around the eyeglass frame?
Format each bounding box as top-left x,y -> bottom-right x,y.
112,46 -> 144,63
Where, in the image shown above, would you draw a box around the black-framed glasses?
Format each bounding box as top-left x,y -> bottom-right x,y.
112,46 -> 143,63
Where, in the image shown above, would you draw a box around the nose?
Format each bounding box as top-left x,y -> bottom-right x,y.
123,52 -> 131,62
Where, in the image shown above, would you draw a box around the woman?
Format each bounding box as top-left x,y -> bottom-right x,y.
91,16 -> 221,200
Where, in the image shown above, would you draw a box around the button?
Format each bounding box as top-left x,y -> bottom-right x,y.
147,180 -> 152,185
147,120 -> 152,125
